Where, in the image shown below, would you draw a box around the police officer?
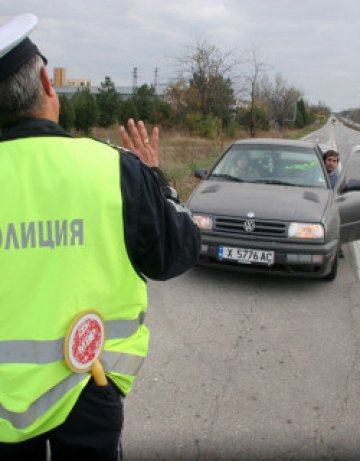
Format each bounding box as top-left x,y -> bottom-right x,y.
0,14 -> 200,460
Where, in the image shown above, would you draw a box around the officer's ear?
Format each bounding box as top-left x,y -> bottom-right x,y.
40,66 -> 55,97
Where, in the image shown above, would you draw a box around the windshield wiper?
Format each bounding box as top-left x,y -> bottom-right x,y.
260,179 -> 297,186
210,174 -> 245,182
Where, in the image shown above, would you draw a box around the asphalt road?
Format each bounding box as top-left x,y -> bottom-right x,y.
122,121 -> 360,461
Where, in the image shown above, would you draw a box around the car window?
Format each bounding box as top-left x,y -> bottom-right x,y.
210,145 -> 327,188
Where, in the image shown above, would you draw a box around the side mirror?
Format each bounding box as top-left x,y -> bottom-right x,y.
340,178 -> 360,193
194,167 -> 207,179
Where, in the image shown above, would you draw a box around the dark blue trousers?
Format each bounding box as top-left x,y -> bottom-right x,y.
0,378 -> 123,461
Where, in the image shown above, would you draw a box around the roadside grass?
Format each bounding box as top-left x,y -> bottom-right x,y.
91,123 -> 321,201
341,120 -> 360,132
285,124 -> 322,140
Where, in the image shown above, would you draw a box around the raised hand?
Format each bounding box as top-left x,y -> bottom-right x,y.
119,118 -> 159,167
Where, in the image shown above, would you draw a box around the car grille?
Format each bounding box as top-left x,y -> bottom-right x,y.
214,216 -> 287,237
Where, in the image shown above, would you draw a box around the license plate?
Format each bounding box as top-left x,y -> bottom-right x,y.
218,246 -> 275,266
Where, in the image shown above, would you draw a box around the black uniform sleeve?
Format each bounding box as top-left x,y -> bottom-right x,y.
120,151 -> 201,280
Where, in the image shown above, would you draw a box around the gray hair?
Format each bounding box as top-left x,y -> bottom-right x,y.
0,55 -> 45,127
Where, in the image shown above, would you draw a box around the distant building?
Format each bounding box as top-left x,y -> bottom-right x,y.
66,78 -> 91,88
52,67 -> 165,100
53,67 -> 67,86
234,100 -> 251,109
54,85 -> 134,100
51,67 -> 91,89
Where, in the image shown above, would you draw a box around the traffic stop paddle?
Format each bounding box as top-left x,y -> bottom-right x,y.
64,310 -> 108,386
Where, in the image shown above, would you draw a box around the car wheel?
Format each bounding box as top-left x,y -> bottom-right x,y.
322,251 -> 339,281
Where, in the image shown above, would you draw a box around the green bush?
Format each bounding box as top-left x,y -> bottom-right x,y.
226,119 -> 239,138
199,116 -> 221,139
185,112 -> 202,133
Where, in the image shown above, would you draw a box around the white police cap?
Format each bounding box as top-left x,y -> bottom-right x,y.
0,13 -> 47,81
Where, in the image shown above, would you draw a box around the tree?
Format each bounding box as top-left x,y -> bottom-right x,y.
156,100 -> 176,127
118,98 -> 139,125
198,115 -> 221,139
295,98 -> 312,128
351,108 -> 360,124
261,73 -> 301,130
205,74 -> 235,127
58,95 -> 75,131
164,79 -> 188,124
239,48 -> 270,137
72,88 -> 99,135
236,106 -> 269,134
96,76 -> 120,127
310,101 -> 331,124
133,84 -> 159,123
174,38 -> 236,130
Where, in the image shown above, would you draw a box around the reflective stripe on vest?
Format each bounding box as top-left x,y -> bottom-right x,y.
0,315 -> 145,364
0,350 -> 145,429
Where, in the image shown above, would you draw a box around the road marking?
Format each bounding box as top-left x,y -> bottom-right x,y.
351,241 -> 360,281
330,128 -> 337,151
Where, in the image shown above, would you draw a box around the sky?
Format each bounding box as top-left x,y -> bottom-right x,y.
2,0 -> 360,112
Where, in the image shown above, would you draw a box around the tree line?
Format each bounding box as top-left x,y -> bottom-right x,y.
341,108 -> 360,126
59,39 -> 330,138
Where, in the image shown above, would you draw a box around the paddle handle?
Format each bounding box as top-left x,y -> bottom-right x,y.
91,358 -> 108,386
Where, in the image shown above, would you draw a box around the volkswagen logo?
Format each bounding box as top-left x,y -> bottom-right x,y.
244,219 -> 256,232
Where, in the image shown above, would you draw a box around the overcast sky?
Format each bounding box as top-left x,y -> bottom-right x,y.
2,0 -> 359,112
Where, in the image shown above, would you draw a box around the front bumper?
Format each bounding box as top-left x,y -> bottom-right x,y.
198,232 -> 338,278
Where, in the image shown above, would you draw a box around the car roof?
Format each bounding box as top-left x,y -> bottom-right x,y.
232,138 -> 318,149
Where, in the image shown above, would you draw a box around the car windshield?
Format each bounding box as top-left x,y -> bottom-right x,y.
209,144 -> 327,188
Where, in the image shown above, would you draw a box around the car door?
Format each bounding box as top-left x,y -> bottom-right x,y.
336,146 -> 360,243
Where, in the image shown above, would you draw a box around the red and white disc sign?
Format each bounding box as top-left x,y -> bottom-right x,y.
64,311 -> 106,373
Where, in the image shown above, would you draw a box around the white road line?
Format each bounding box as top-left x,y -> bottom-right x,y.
351,242 -> 360,281
330,128 -> 337,151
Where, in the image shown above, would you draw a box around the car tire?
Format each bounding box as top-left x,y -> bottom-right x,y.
322,251 -> 339,281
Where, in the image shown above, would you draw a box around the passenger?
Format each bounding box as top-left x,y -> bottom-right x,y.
323,149 -> 344,258
0,13 -> 200,460
323,149 -> 340,188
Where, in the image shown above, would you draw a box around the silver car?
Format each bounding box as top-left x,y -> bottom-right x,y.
187,138 -> 360,280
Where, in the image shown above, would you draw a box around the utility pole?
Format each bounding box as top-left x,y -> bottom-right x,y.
154,67 -> 158,94
133,67 -> 137,93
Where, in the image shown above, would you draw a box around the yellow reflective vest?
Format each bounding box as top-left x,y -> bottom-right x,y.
0,136 -> 148,442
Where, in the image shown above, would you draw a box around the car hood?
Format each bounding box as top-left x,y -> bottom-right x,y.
187,180 -> 330,222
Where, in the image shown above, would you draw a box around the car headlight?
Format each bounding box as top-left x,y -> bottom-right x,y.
288,222 -> 324,239
193,214 -> 213,229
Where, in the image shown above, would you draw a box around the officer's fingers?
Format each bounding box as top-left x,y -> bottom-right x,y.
119,125 -> 134,151
137,120 -> 150,144
127,119 -> 143,149
150,126 -> 159,150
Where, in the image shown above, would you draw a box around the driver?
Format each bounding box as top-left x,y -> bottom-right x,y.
229,152 -> 258,179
